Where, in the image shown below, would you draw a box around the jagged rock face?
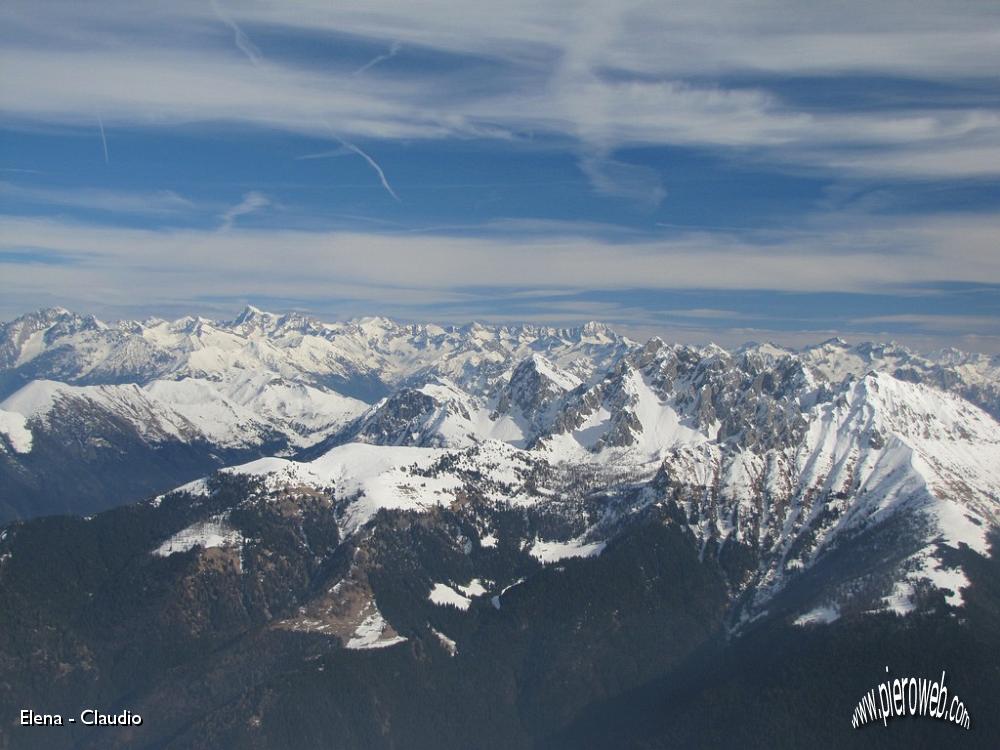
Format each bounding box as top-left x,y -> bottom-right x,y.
492,354 -> 581,432
501,356 -> 572,416
349,388 -> 455,448
534,340 -> 820,454
685,352 -> 817,450
639,344 -> 813,449
0,308 -> 72,369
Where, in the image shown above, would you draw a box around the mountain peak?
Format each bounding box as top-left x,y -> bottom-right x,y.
580,320 -> 613,336
16,306 -> 77,324
234,303 -> 264,321
230,304 -> 283,329
816,336 -> 850,349
353,315 -> 400,334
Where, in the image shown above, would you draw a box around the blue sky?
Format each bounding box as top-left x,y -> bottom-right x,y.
1,1 -> 999,351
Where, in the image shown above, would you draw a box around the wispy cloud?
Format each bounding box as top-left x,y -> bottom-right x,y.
850,313 -> 1000,334
3,1 -> 1000,187
578,153 -> 666,207
1,0 -> 998,351
218,191 -> 270,230
3,210 -> 999,299
2,209 -> 998,349
0,181 -> 194,215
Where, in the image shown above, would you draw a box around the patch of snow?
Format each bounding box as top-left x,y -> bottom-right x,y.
146,373 -> 365,447
882,581 -> 918,616
793,604 -> 841,626
572,407 -> 612,449
428,582 -> 472,610
529,353 -> 582,391
924,563 -> 970,607
627,369 -> 708,455
153,477 -> 210,506
457,578 -> 488,597
531,537 -> 606,563
308,443 -> 464,536
345,609 -> 407,650
152,517 -> 241,557
430,627 -> 457,656
13,329 -> 48,367
0,409 -> 32,453
1,380 -> 69,417
890,546 -> 972,610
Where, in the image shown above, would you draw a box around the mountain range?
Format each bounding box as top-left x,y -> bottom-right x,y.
1,307 -> 998,748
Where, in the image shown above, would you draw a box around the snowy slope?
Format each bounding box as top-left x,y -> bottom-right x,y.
0,409 -> 32,453
0,373 -> 365,453
169,439 -> 545,538
2,380 -> 207,445
144,372 -> 365,447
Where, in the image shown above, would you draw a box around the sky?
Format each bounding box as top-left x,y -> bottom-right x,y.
1,0 -> 999,351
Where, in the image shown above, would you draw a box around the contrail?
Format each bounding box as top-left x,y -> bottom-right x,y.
208,0 -> 400,201
97,113 -> 109,164
209,0 -> 262,66
294,146 -> 353,161
336,138 -> 400,202
353,42 -> 401,75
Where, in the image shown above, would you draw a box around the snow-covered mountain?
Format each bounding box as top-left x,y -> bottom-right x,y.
0,306 -> 632,458
136,360 -> 1000,634
798,336 -> 1000,419
0,306 -> 628,400
1,306 -> 998,629
0,307 -> 628,519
